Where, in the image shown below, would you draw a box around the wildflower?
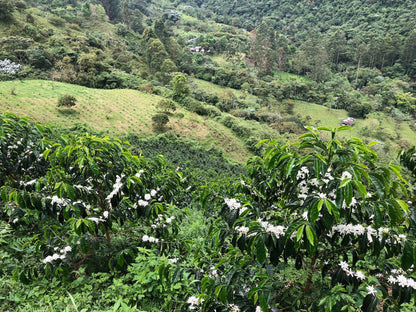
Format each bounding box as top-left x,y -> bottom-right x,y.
256,307 -> 262,312
366,285 -> 377,296
150,189 -> 157,197
103,211 -> 109,219
144,193 -> 151,201
228,304 -> 240,312
168,258 -> 179,264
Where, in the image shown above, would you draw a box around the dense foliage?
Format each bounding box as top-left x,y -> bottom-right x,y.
1,112 -> 416,311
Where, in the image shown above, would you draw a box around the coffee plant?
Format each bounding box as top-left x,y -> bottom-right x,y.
199,126 -> 416,311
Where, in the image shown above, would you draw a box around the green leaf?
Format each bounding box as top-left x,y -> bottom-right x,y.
298,132 -> 315,139
259,292 -> 268,312
285,158 -> 297,178
1,187 -> 7,202
387,204 -> 398,224
373,205 -> 383,228
65,184 -> 75,201
256,139 -> 270,146
361,294 -> 378,312
389,164 -> 406,182
352,180 -> 367,199
309,201 -> 319,224
117,253 -> 125,267
317,199 -> 324,212
369,174 -> 385,199
393,199 -> 409,213
296,224 -> 305,242
315,153 -> 327,165
339,178 -> 351,188
256,239 -> 266,265
317,126 -> 331,131
337,125 -> 351,131
344,183 -> 353,207
401,241 -> 414,271
305,225 -> 315,246
326,200 -> 340,222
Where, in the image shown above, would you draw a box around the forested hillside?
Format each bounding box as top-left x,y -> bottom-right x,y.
1,0 -> 416,310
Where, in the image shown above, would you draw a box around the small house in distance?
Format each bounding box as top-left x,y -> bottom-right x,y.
189,46 -> 210,53
341,117 -> 355,126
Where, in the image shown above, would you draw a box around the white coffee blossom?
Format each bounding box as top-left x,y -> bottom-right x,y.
257,218 -> 286,238
142,235 -> 159,243
228,304 -> 240,312
187,296 -> 204,310
88,217 -> 105,223
341,171 -> 352,180
235,226 -> 249,235
105,175 -> 124,208
224,198 -> 241,211
138,200 -> 148,207
355,270 -> 365,280
50,195 -> 67,206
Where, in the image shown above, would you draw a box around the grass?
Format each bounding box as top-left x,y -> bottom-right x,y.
0,80 -> 250,163
190,78 -> 260,108
275,71 -> 313,82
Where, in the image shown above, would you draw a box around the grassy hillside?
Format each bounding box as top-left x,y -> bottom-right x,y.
0,80 -> 251,162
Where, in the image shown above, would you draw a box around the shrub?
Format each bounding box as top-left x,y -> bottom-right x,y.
347,102 -> 372,118
57,93 -> 76,106
57,94 -> 77,108
48,15 -> 66,26
156,99 -> 176,114
152,113 -> 169,132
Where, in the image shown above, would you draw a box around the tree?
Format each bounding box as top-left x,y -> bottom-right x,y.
0,0 -> 15,22
144,39 -> 168,73
172,74 -> 190,102
159,59 -> 177,84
